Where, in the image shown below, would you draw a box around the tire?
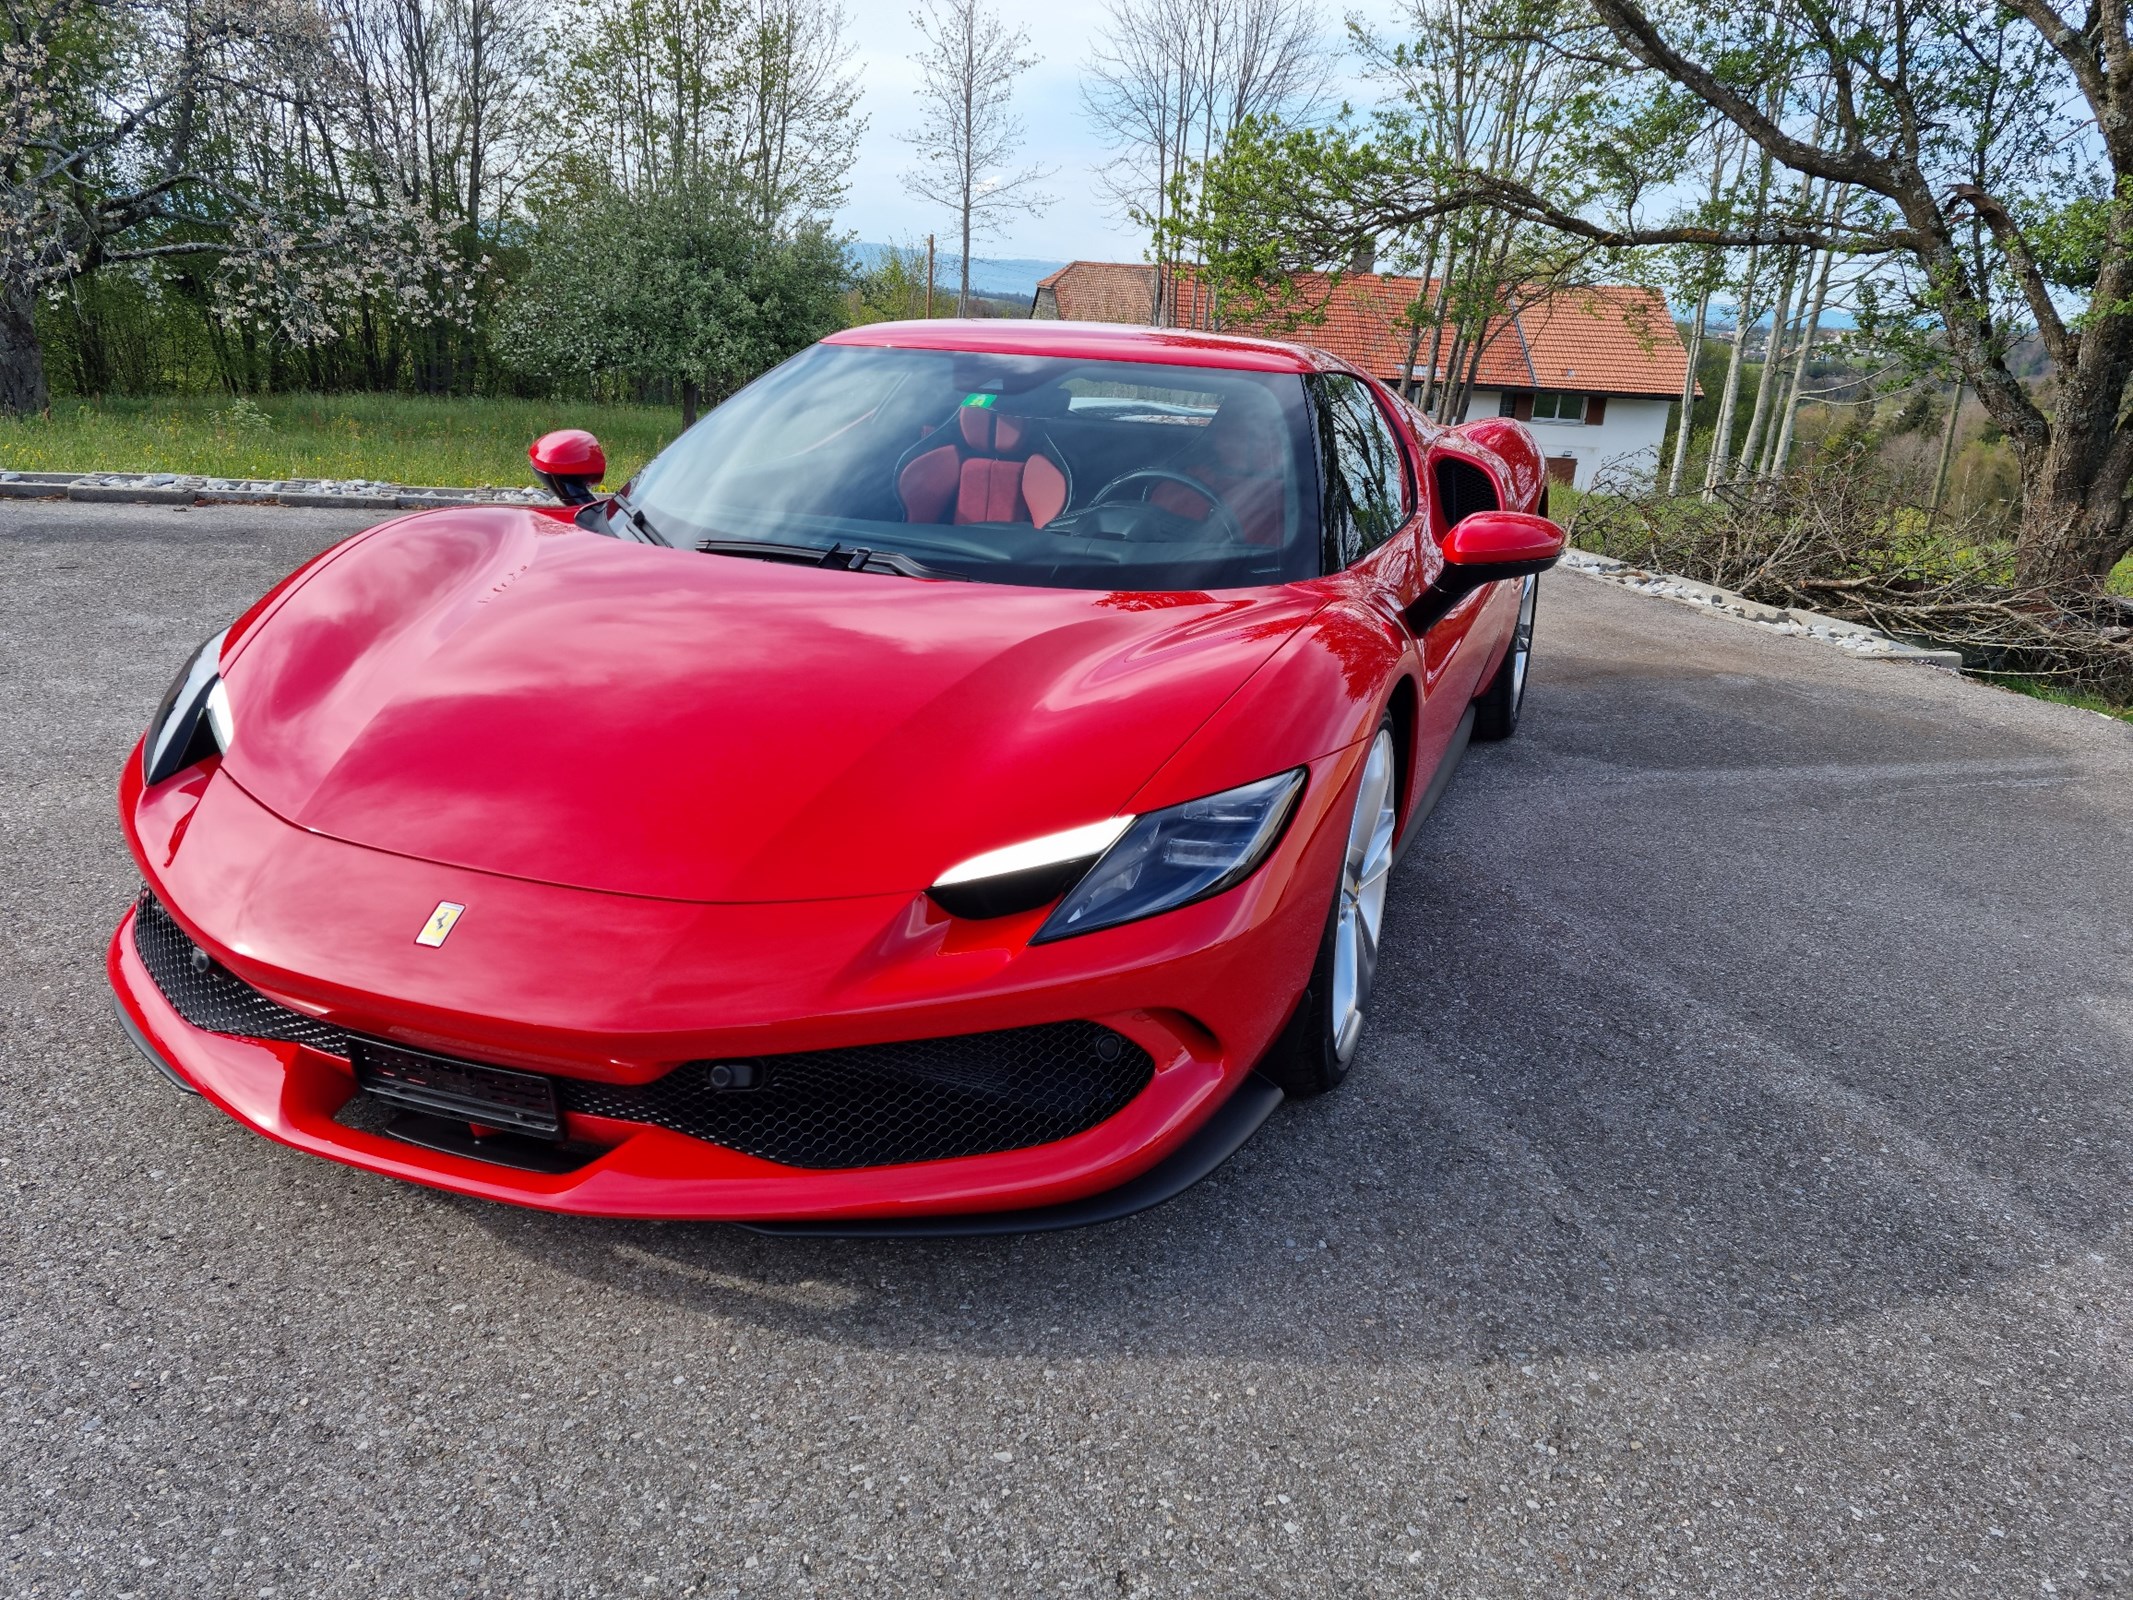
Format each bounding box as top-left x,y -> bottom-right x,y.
1260,718 -> 1398,1098
1471,573 -> 1538,742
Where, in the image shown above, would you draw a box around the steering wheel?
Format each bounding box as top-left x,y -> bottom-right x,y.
1088,468 -> 1251,547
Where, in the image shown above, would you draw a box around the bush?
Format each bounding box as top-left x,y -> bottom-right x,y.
1566,464 -> 2133,704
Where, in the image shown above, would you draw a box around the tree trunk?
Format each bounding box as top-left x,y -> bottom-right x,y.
1667,289 -> 1708,494
1398,304 -> 1425,403
681,377 -> 700,428
1736,247 -> 1798,479
1767,242 -> 1836,478
2012,414 -> 2133,585
1701,268 -> 1754,497
1927,380 -> 1963,528
1,287 -> 52,416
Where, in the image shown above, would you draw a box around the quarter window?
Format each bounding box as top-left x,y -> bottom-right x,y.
1316,374 -> 1409,567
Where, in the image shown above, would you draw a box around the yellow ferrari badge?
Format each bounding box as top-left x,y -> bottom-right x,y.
415,901 -> 465,947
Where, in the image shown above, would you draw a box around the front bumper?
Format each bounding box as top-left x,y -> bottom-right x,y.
111,904 -> 1287,1224
109,747 -> 1360,1224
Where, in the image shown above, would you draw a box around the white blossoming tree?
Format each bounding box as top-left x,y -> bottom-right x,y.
0,0 -> 471,413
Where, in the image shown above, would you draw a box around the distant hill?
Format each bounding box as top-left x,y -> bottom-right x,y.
849,242 -> 1069,303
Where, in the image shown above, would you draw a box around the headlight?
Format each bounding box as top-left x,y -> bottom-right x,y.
1032,768 -> 1306,943
142,629 -> 232,786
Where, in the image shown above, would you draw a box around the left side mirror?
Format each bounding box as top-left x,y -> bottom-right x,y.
529,429 -> 607,505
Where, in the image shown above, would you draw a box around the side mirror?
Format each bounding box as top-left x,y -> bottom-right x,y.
1441,509 -> 1565,581
529,429 -> 606,505
1407,510 -> 1565,632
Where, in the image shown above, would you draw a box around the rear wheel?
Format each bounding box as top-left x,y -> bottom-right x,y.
1261,719 -> 1398,1098
1471,573 -> 1538,741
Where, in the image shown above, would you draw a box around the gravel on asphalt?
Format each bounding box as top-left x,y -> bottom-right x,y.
3,498 -> 2129,1597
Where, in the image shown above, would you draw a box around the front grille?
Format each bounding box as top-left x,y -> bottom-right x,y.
131,891 -> 352,1054
130,889 -> 1153,1169
558,1023 -> 1154,1169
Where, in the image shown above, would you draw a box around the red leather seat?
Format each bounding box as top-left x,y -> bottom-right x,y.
899,408 -> 1070,527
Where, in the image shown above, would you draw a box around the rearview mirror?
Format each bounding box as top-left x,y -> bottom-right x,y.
529,429 -> 607,505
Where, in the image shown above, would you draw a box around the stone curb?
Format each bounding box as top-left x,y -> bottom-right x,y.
0,469 -> 549,511
1559,547 -> 1966,670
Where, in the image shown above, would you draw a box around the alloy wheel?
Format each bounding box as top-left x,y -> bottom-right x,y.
1330,727 -> 1397,1064
1508,573 -> 1538,711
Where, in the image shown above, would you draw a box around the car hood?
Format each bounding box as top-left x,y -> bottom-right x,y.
218,508 -> 1324,903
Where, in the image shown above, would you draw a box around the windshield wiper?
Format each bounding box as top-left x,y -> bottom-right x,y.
693,537 -> 962,581
604,492 -> 671,546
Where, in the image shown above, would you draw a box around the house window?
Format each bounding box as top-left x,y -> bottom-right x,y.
1532,392 -> 1588,423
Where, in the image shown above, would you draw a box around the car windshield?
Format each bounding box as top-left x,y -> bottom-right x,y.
622,343 -> 1324,590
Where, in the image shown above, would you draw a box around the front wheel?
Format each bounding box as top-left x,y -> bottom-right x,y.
1260,718 -> 1398,1098
1471,573 -> 1538,741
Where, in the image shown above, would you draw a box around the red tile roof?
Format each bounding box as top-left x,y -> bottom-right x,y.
1033,262 -> 1161,324
1035,263 -> 1691,400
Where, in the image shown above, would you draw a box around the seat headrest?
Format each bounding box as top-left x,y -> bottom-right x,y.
958,407 -> 1030,455
1204,395 -> 1285,467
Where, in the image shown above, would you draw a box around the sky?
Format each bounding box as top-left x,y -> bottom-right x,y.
834,0 -> 1407,264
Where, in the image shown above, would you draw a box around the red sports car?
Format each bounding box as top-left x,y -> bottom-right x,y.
107,320 -> 1562,1232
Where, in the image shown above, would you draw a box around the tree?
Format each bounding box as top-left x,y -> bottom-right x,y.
1210,0 -> 2131,587
900,0 -> 1052,316
1081,0 -> 1328,326
326,0 -> 554,392
499,182 -> 847,422
547,0 -> 861,228
727,0 -> 866,231
847,239 -> 943,323
0,0 -> 475,413
1172,0 -> 1596,418
514,0 -> 860,418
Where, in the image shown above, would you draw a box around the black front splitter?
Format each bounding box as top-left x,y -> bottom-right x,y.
740,1072 -> 1285,1238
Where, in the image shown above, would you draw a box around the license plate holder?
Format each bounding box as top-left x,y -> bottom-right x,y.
352,1040 -> 561,1139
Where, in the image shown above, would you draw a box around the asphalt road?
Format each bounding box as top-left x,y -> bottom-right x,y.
4,497 -> 2130,1598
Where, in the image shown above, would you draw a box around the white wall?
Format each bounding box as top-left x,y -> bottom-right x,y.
1465,391 -> 1675,489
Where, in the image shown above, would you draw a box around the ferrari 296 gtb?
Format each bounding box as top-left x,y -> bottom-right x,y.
107,318 -> 1564,1231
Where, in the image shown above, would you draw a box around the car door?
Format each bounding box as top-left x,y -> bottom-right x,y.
1310,371 -> 1463,798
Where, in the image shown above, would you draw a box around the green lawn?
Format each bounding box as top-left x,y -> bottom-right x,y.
0,394 -> 682,489
1981,675 -> 2133,722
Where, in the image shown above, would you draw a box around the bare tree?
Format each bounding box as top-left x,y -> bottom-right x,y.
1082,0 -> 1327,324
728,0 -> 865,229
901,0 -> 1052,315
1355,0 -> 1587,419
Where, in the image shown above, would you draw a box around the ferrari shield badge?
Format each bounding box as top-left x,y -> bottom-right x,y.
415,901 -> 465,947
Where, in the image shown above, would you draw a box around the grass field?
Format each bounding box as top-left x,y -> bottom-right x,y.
0,394 -> 682,489
1981,675 -> 2133,722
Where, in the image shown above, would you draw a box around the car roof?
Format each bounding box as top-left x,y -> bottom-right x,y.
823,318 -> 1346,375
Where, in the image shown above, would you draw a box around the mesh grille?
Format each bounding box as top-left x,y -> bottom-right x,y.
131,889 -> 1152,1169
558,1023 -> 1154,1169
131,891 -> 352,1054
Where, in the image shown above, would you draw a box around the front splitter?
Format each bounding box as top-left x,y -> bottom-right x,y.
740,1072 -> 1284,1238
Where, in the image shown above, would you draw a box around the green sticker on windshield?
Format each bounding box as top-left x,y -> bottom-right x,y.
961,393 -> 998,408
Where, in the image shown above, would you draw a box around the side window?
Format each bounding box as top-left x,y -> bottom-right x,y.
1315,374 -> 1409,567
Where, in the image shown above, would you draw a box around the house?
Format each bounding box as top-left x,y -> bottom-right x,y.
1032,262 -> 1693,489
